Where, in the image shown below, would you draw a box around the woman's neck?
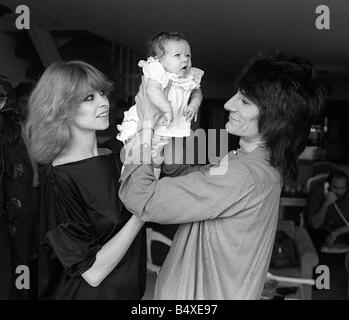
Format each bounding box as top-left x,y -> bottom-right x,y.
53,129 -> 98,166
239,136 -> 263,153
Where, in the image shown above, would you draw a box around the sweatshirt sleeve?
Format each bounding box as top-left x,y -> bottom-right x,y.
119,158 -> 255,224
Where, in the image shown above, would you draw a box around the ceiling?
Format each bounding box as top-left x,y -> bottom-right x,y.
1,0 -> 349,82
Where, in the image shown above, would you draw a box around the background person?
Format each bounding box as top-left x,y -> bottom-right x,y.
307,169 -> 349,251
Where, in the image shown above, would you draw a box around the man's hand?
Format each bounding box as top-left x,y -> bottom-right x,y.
324,190 -> 337,207
135,80 -> 163,130
325,232 -> 337,246
151,134 -> 170,168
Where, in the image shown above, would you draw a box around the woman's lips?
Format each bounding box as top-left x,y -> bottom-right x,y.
96,111 -> 109,118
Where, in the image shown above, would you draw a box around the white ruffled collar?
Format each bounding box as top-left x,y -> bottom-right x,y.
139,57 -> 198,90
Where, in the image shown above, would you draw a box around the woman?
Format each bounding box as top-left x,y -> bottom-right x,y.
26,61 -> 146,299
119,51 -> 324,299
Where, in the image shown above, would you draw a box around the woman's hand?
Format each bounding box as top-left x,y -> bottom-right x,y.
135,79 -> 163,130
151,134 -> 170,168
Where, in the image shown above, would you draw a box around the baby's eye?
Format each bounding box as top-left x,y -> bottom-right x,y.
186,54 -> 191,58
100,90 -> 106,96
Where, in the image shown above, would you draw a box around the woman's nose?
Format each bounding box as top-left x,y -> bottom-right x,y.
97,93 -> 108,105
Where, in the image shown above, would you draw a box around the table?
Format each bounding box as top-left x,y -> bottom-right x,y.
279,197 -> 307,220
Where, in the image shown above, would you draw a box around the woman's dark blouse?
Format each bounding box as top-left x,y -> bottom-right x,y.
39,153 -> 146,300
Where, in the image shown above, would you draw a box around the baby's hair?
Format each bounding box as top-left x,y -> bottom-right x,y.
146,31 -> 187,58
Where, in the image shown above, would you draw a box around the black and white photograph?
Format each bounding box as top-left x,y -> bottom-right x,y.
0,0 -> 349,307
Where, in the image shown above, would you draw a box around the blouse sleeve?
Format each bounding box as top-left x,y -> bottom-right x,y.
189,67 -> 204,88
43,170 -> 102,277
46,221 -> 101,277
138,58 -> 169,89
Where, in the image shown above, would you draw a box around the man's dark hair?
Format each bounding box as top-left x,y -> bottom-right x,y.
327,169 -> 348,185
236,51 -> 324,182
146,31 -> 187,58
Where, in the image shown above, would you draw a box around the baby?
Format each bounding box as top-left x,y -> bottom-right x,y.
117,31 -> 204,146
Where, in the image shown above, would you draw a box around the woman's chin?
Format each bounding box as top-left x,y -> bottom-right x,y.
98,120 -> 110,131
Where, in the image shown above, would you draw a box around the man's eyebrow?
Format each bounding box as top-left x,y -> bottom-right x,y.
240,93 -> 251,102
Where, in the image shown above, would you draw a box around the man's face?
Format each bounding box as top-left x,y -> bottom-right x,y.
0,83 -> 7,110
330,177 -> 347,199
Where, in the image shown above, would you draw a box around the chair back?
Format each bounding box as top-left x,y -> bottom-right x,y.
277,220 -> 295,238
312,162 -> 337,176
146,228 -> 172,273
306,173 -> 328,193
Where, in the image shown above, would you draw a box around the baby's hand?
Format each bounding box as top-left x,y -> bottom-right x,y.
159,111 -> 173,127
184,103 -> 199,122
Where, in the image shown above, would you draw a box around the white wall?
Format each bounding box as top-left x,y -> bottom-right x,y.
328,82 -> 349,100
202,80 -> 349,102
201,81 -> 233,99
0,31 -> 31,86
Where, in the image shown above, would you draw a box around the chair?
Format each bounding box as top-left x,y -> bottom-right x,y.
306,173 -> 329,193
269,220 -> 319,299
146,227 -> 172,273
345,252 -> 349,296
142,227 -> 173,300
311,162 -> 337,177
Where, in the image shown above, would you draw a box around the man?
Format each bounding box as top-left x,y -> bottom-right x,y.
119,51 -> 323,299
307,170 -> 349,251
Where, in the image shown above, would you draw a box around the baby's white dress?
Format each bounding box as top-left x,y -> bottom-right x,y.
117,57 -> 204,142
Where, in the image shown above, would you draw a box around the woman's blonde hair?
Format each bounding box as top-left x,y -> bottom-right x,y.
25,60 -> 112,164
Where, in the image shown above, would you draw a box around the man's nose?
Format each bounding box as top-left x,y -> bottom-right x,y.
224,97 -> 237,112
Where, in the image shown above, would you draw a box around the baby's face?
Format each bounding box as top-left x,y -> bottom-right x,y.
159,40 -> 192,77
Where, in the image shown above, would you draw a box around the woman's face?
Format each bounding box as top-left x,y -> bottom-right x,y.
72,89 -> 110,132
224,91 -> 260,140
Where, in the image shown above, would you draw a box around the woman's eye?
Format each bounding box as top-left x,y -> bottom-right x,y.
175,54 -> 180,57
100,90 -> 105,96
84,94 -> 94,102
